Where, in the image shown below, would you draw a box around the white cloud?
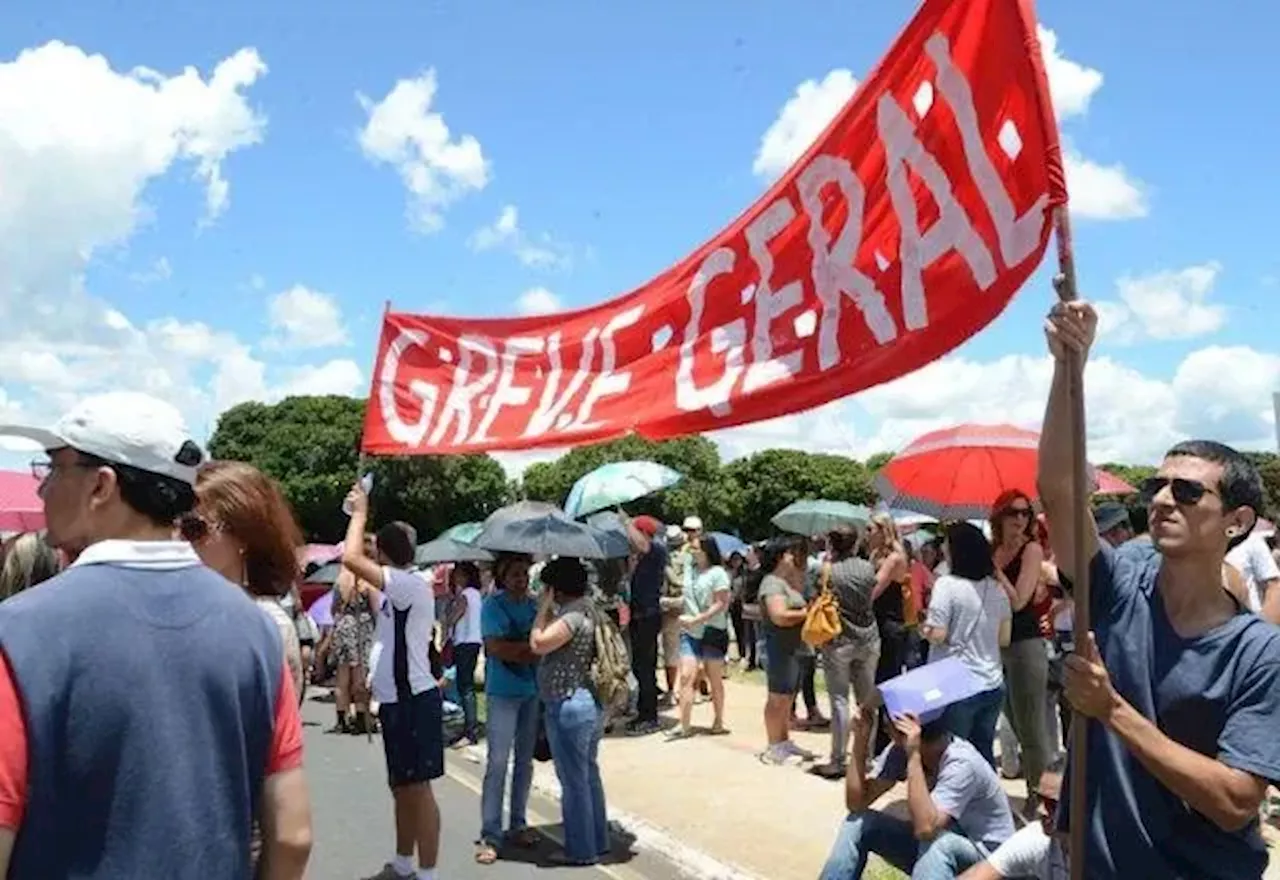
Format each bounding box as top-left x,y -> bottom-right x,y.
516,287 -> 562,316
469,204 -> 570,269
277,359 -> 365,398
357,69 -> 490,233
1095,262 -> 1226,342
130,256 -> 172,285
1037,26 -> 1103,121
708,342 -> 1277,469
750,28 -> 1146,221
752,69 -> 857,180
266,284 -> 348,350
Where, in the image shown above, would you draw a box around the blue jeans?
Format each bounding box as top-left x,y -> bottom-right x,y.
819,811 -> 984,879
543,688 -> 609,863
941,685 -> 1004,768
480,694 -> 540,845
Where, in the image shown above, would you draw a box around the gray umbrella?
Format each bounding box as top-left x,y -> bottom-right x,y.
414,537 -> 494,565
302,561 -> 343,585
584,511 -> 637,559
475,501 -> 625,559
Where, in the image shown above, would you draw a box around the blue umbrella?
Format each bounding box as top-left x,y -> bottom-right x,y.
708,531 -> 748,558
564,460 -> 682,519
475,501 -> 627,559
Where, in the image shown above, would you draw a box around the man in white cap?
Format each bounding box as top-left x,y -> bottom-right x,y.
0,393 -> 311,880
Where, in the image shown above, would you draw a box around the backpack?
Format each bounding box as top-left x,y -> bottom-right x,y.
801,563 -> 842,648
588,604 -> 632,716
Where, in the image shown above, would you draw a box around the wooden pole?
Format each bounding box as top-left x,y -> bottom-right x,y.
357,300 -> 391,744
1053,205 -> 1090,880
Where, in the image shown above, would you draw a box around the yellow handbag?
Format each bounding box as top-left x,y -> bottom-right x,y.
801,563 -> 842,648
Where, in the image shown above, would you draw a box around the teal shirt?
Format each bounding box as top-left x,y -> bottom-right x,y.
683,564 -> 731,638
481,590 -> 539,699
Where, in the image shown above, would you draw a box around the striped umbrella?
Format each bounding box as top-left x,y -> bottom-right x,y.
875,424 -> 1115,521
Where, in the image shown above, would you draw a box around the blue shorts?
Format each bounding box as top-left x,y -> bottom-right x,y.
679,631 -> 727,662
378,688 -> 445,788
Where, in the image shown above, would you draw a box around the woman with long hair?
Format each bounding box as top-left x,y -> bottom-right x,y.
180,461 -> 306,703
864,512 -> 909,752
923,521 -> 1011,765
530,557 -> 609,866
0,531 -> 61,600
756,536 -> 813,764
989,489 -> 1050,817
673,535 -> 733,739
727,551 -> 758,670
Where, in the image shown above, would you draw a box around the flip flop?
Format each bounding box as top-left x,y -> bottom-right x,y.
474,842 -> 498,865
708,726 -> 731,736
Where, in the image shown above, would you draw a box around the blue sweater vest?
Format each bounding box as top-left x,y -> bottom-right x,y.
0,563 -> 284,879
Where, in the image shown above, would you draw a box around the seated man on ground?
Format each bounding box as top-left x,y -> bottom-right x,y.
958,771 -> 1067,880
820,707 -> 1015,879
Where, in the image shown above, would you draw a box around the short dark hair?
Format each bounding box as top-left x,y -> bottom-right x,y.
828,527 -> 859,558
542,556 -> 588,598
79,453 -> 195,527
759,536 -> 802,574
1166,440 -> 1266,549
699,534 -> 725,568
944,521 -> 995,581
921,719 -> 950,744
376,521 -> 417,568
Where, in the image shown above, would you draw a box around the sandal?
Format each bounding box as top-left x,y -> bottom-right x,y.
708,725 -> 731,736
474,842 -> 498,865
509,828 -> 540,848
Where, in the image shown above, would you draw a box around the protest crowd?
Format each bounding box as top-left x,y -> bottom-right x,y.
0,293 -> 1275,880
1,1 -> 1279,879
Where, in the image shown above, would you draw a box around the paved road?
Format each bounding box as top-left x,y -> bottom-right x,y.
301,693 -> 690,880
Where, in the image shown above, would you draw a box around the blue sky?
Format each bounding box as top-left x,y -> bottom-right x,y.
0,0 -> 1275,473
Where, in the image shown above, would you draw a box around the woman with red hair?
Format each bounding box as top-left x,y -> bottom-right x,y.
989,489 -> 1051,820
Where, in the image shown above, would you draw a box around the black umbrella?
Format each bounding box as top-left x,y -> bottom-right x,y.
415,536 -> 494,565
584,511 -> 638,559
475,501 -> 626,559
303,561 -> 343,585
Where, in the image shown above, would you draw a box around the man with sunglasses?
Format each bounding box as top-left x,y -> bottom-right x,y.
1039,294 -> 1280,879
0,393 -> 311,879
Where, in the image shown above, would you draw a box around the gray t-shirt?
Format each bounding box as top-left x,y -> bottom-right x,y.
759,573 -> 805,654
536,597 -> 596,701
875,737 -> 1016,850
925,574 -> 1011,692
826,557 -> 880,645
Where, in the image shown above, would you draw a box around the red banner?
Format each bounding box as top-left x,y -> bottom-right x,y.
363,0 -> 1066,456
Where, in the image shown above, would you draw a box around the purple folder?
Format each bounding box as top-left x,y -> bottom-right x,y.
877,657 -> 983,723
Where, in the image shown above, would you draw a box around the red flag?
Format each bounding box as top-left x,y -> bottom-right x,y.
363,0 -> 1065,456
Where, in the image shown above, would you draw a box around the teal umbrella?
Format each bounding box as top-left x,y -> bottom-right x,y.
564,460 -> 682,519
443,522 -> 483,543
771,500 -> 871,536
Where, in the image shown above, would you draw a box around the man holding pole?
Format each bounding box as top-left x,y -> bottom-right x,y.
1038,294 -> 1280,878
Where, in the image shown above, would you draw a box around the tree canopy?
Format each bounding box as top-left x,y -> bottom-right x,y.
208,395 -> 510,542
207,395 -> 1280,544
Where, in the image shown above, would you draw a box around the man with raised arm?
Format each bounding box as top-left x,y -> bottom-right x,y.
1038,291 -> 1280,878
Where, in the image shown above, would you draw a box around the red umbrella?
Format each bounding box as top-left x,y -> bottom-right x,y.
0,470 -> 44,532
1094,469 -> 1137,495
874,424 -> 1117,520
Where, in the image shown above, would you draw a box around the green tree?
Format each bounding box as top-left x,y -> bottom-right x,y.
1244,452 -> 1280,517
722,449 -> 874,539
208,395 -> 510,542
864,451 -> 893,473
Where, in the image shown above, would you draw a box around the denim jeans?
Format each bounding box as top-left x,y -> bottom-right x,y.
819,811 -> 984,879
941,685 -> 1004,768
480,694 -> 540,845
543,687 -> 609,863
454,642 -> 482,741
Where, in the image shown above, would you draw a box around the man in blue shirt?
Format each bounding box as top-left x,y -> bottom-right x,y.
475,553 -> 540,863
1039,293 -> 1280,878
622,515 -> 667,735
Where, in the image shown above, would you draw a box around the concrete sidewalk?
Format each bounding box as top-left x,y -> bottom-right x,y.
480,671 -> 1280,880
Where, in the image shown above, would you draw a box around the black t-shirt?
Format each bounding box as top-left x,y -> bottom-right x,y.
629,541 -> 668,618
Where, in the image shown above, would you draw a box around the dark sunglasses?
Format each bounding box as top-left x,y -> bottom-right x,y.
1139,476 -> 1217,507
1002,507 -> 1032,519
177,513 -> 215,544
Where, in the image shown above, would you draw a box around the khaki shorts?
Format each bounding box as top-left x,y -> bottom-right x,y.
661,613 -> 682,668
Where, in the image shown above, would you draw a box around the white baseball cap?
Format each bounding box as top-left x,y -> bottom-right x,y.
0,392 -> 204,486
682,515 -> 704,531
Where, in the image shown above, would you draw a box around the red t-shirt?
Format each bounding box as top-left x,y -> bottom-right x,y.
0,650 -> 303,831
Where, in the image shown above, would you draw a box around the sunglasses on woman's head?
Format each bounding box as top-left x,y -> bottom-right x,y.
1139,476 -> 1216,506
177,512 -> 215,544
